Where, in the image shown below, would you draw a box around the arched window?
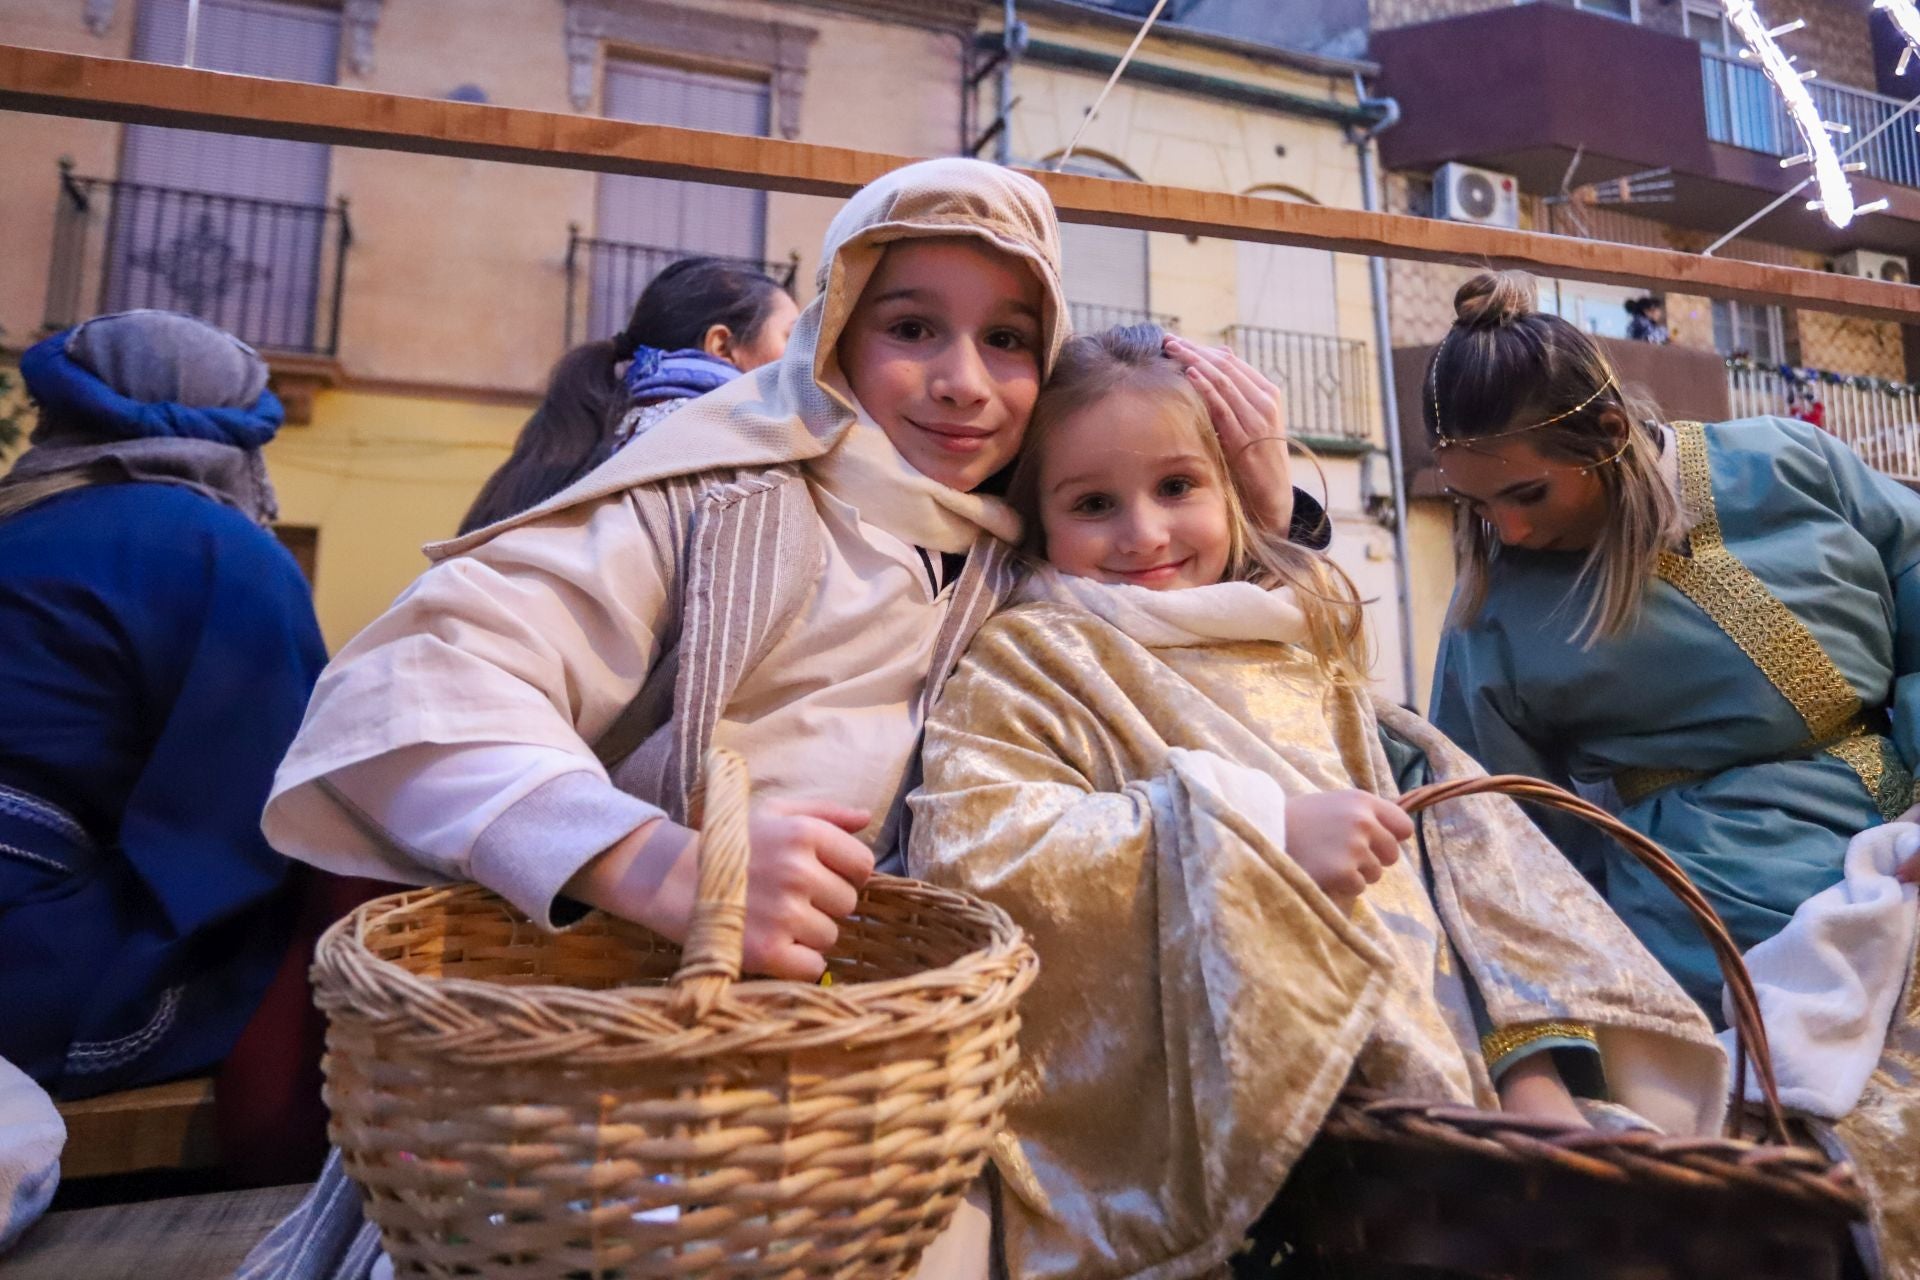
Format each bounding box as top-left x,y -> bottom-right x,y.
1047,153 -> 1159,332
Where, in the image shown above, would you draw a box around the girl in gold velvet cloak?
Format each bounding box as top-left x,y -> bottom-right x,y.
907,326 -> 1728,1280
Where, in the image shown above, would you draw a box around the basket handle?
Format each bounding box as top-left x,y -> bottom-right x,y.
1398,773 -> 1789,1144
669,747 -> 754,1020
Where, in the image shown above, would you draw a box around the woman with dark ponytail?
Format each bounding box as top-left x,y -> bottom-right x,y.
459,257 -> 798,533
1427,270 -> 1920,1274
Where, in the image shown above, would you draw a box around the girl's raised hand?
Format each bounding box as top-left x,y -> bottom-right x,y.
565,799 -> 875,981
1163,335 -> 1295,534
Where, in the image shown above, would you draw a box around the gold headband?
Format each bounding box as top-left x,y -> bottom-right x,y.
1429,329 -> 1621,447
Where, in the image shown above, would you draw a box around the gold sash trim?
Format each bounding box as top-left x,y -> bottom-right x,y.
1613,423 -> 1907,819
1654,423 -> 1860,743
1614,718 -> 1910,821
1827,730 -> 1913,823
1481,1019 -> 1598,1072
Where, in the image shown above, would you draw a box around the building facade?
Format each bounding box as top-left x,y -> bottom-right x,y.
1,0 -> 974,649
3,0 -> 1421,698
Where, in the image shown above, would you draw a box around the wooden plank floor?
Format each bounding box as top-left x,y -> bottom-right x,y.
2,1183 -> 306,1280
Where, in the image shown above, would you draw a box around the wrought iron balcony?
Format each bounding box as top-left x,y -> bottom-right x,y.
1702,50 -> 1920,190
1726,360 -> 1920,483
564,228 -> 800,347
43,165 -> 351,356
1225,325 -> 1375,447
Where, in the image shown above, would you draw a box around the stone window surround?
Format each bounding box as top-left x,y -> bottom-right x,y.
85,0 -> 386,76
563,0 -> 817,137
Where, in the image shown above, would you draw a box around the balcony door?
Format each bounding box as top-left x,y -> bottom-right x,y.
1052,156 -> 1155,333
1713,298 -> 1788,364
1235,189 -> 1357,441
1236,190 -> 1338,338
1688,0 -> 1789,156
590,59 -> 771,342
113,0 -> 338,351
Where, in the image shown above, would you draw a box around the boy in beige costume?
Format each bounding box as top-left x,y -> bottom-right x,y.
240,158 -> 1074,1280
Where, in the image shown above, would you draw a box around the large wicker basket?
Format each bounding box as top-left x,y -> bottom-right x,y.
1255,774 -> 1869,1280
311,748 -> 1038,1278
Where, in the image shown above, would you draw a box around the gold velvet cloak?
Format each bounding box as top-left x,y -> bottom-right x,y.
908,591 -> 1726,1280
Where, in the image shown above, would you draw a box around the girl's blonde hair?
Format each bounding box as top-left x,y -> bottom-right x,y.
1425,270 -> 1682,644
1007,324 -> 1369,684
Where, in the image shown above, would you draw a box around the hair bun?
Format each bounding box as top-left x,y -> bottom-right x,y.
1453,270 -> 1538,330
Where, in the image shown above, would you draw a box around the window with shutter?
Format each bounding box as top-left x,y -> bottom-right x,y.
1236,189 -> 1338,337
590,59 -> 771,341
1052,156 -> 1155,333
1230,189 -> 1370,444
113,0 -> 338,350
1713,298 -> 1787,363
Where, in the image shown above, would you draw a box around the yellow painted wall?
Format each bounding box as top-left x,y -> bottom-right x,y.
1405,499 -> 1459,711
264,387 -> 527,652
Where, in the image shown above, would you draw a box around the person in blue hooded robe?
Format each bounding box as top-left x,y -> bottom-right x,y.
0,310 -> 327,1099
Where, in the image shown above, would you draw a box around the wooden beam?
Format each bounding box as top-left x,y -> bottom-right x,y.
55,1077 -> 220,1179
4,44 -> 1919,322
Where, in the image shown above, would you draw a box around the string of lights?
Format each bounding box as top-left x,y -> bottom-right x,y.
1876,0 -> 1920,76
1720,0 -> 1872,228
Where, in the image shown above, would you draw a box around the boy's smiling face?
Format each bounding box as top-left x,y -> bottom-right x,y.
836,238 -> 1045,492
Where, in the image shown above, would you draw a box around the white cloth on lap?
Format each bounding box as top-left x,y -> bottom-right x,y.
0,1055 -> 64,1252
1719,821 -> 1920,1119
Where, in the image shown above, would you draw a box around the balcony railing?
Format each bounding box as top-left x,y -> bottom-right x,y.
1701,50 -> 1920,190
564,228 -> 800,348
1067,302 -> 1179,335
1726,360 -> 1920,482
1226,325 -> 1375,447
44,165 -> 351,356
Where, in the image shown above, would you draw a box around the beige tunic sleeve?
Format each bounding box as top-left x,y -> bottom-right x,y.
262,487 -> 682,926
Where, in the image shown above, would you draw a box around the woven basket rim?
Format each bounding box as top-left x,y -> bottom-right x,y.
313,878 -> 1039,1063
1319,1088 -> 1867,1220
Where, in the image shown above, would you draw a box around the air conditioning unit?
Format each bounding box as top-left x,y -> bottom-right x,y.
1433,163 -> 1521,229
1832,249 -> 1910,285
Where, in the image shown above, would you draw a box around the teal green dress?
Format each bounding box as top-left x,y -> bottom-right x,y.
1431,417 -> 1920,1018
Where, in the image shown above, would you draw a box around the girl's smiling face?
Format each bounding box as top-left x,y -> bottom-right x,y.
835,238 -> 1045,492
1037,390 -> 1232,591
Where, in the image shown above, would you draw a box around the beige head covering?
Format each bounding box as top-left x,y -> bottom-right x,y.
432,157 -> 1069,561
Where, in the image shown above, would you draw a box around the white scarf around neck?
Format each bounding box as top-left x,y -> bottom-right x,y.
1016,564 -> 1311,649
808,408 -> 1021,554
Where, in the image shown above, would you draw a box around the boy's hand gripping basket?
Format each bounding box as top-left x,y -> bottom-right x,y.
311,748 -> 1038,1278
1264,774 -> 1870,1280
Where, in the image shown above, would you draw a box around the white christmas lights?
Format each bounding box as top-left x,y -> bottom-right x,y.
1876,0 -> 1920,76
1722,0 -> 1860,228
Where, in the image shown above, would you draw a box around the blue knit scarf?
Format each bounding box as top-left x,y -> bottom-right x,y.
622,346 -> 739,406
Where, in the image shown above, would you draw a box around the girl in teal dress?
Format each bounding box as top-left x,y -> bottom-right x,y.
1426,271 -> 1920,1278
1428,271 -> 1920,1016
